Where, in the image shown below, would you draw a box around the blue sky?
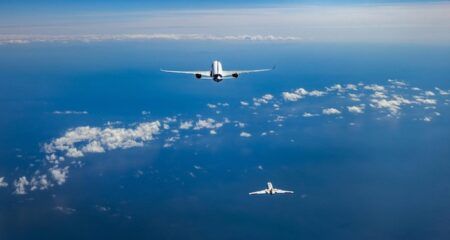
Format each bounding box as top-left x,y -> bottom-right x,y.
1,1 -> 449,44
0,0 -> 438,8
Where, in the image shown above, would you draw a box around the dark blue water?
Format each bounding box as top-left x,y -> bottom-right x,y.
0,41 -> 449,239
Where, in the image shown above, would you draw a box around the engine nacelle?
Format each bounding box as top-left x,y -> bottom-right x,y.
232,73 -> 239,78
195,73 -> 202,79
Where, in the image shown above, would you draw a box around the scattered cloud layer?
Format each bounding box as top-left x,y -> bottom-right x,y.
0,34 -> 302,44
6,79 -> 449,195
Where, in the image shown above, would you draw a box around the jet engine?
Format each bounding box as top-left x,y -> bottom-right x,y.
232,73 -> 239,78
195,73 -> 202,79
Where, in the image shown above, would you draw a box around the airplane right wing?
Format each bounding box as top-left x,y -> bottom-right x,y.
222,66 -> 275,77
160,69 -> 211,79
273,189 -> 294,194
249,190 -> 267,195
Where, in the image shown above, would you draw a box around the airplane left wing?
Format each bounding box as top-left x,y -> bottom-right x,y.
249,190 -> 267,195
160,69 -> 211,78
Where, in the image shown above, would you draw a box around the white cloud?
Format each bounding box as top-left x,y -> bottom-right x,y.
194,118 -> 223,130
424,91 -> 435,97
322,108 -> 341,115
0,177 -> 8,188
81,141 -> 105,153
240,132 -> 252,138
346,84 -> 358,91
308,90 -> 327,97
262,94 -> 274,101
253,94 -> 274,106
235,121 -> 246,128
414,96 -> 437,105
51,167 -> 69,185
388,79 -> 407,87
303,112 -> 319,117
282,92 -> 302,101
66,147 -> 84,158
218,102 -> 229,107
348,93 -> 361,101
163,117 -> 177,123
163,142 -> 173,148
54,206 -> 76,215
193,165 -> 202,170
326,84 -> 344,92
207,103 -> 217,109
14,176 -> 29,195
53,110 -> 88,115
423,117 -> 432,122
282,88 -> 311,101
30,174 -> 50,191
46,153 -> 65,164
95,205 -> 111,212
435,87 -> 449,95
240,101 -> 249,106
45,121 -> 161,158
347,105 -> 365,114
294,88 -> 308,96
371,91 -> 388,99
163,135 -> 180,148
210,130 -> 217,135
364,84 -> 386,92
179,121 -> 193,130
370,95 -> 412,114
273,115 -> 285,122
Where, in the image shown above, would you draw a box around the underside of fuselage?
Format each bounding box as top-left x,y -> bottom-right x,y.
213,74 -> 223,82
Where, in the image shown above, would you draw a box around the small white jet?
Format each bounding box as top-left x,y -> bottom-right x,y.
249,182 -> 294,195
161,60 -> 274,82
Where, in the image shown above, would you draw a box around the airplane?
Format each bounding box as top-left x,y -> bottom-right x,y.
249,182 -> 294,195
161,60 -> 274,82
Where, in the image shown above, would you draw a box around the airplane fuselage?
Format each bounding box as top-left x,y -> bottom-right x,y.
211,60 -> 224,82
267,182 -> 274,194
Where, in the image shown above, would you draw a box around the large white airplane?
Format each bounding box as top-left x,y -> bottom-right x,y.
249,182 -> 294,195
161,60 -> 274,82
